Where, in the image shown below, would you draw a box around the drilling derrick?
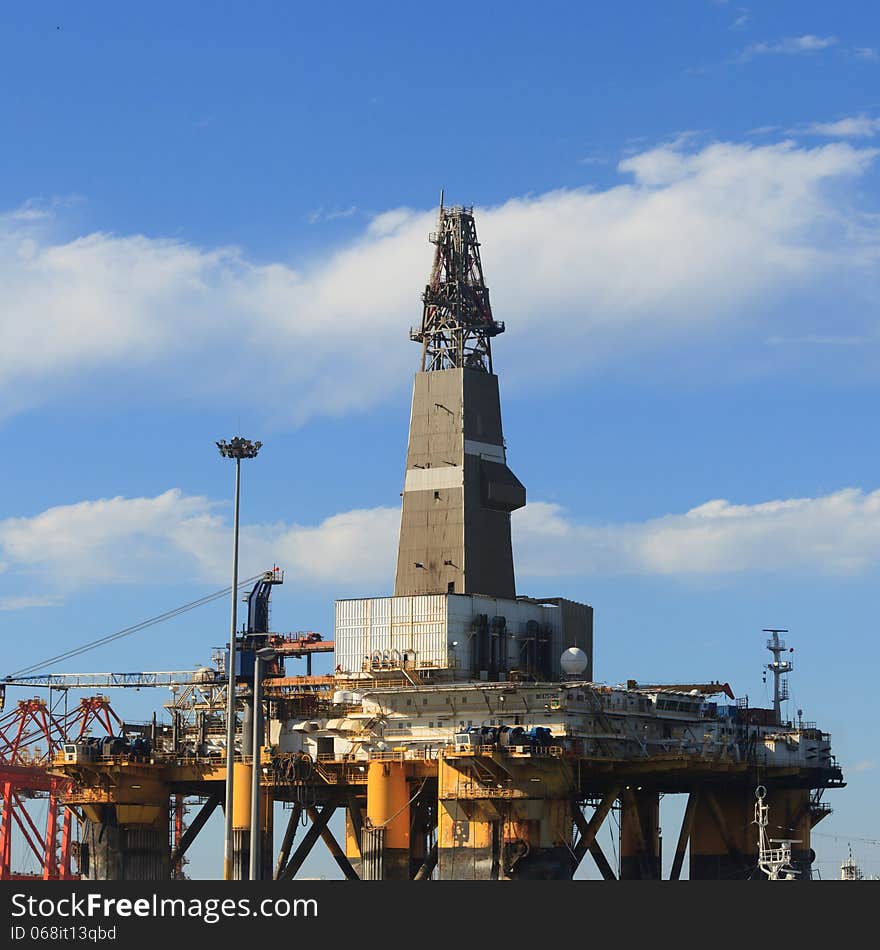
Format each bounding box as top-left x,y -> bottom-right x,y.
412,198 -> 504,374
396,199 -> 525,600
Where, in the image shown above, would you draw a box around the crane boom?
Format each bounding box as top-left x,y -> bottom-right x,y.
3,670 -> 218,690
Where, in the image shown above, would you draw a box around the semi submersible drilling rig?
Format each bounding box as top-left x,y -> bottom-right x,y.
7,201 -> 844,881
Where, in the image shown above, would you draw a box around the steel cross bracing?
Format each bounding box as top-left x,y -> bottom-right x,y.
410,201 -> 505,373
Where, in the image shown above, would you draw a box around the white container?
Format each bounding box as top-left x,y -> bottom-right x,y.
334,593 -> 562,677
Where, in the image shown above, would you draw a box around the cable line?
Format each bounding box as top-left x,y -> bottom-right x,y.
812,832 -> 880,847
5,572 -> 265,679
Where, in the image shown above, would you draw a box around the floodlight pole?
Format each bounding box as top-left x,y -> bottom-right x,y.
217,436 -> 262,880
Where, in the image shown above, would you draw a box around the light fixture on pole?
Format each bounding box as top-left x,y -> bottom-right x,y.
250,646 -> 276,881
217,436 -> 262,881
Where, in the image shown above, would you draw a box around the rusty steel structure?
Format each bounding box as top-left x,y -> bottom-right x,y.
411,193 -> 505,373
6,199 -> 846,882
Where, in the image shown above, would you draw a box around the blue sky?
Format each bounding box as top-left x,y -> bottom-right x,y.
2,1 -> 879,879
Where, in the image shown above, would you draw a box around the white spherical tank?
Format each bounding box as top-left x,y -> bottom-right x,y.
560,647 -> 589,676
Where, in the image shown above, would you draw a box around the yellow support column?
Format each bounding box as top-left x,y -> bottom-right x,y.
231,763 -> 252,880
689,787 -> 754,880
364,761 -> 410,879
436,756 -> 496,880
619,789 -> 660,879
436,754 -> 574,879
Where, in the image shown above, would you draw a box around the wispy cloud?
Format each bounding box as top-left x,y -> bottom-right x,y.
0,595 -> 62,610
805,115 -> 880,139
730,13 -> 749,31
854,47 -> 879,62
3,195 -> 82,223
851,759 -> 876,773
306,205 -> 358,225
764,334 -> 866,346
747,124 -> 781,136
737,34 -> 838,62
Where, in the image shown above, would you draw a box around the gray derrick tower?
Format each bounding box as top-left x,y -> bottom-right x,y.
395,199 -> 526,599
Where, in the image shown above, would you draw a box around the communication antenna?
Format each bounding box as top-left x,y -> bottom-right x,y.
841,844 -> 864,881
763,628 -> 792,726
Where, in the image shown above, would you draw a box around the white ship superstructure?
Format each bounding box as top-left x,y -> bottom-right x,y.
273,678 -> 837,776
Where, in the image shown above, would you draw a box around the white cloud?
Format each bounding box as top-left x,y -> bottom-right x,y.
0,490 -> 220,586
0,138 -> 878,423
513,489 -> 880,577
806,116 -> 880,139
305,205 -> 358,225
740,35 -> 839,60
0,490 -> 399,601
850,759 -> 876,773
787,35 -> 838,51
854,47 -> 879,62
5,485 -> 880,608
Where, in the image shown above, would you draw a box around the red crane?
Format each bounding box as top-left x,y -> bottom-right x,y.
0,695 -> 121,879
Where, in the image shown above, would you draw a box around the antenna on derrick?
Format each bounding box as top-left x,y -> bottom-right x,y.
763,629 -> 793,726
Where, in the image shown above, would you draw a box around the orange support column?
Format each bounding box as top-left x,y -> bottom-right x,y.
499,796 -> 574,880
436,756 -> 496,880
231,763 -> 252,880
619,789 -> 661,879
364,761 -> 410,879
689,787 -> 754,880
436,755 -> 574,880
